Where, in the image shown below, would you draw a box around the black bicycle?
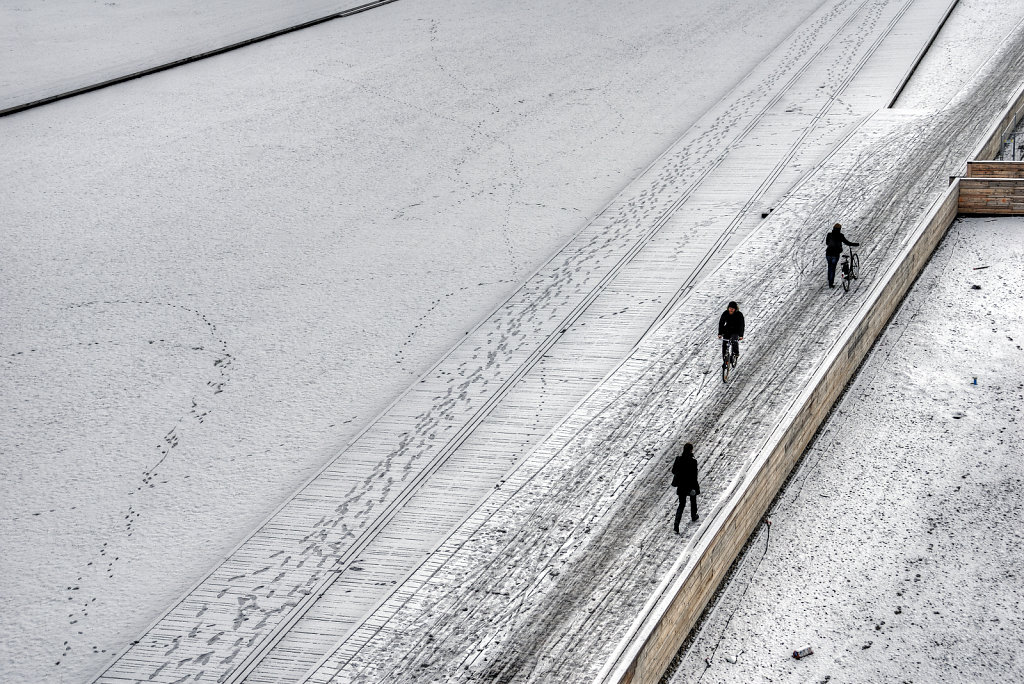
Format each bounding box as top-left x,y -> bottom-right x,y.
839,244 -> 860,292
720,335 -> 740,382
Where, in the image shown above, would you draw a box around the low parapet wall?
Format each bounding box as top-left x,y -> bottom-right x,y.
960,160 -> 1024,215
959,177 -> 1024,214
966,160 -> 1024,177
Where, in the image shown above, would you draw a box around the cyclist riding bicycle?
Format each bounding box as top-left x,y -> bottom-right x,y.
718,301 -> 745,360
825,223 -> 859,289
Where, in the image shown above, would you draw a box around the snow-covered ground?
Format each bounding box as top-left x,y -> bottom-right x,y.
3,0 -> 1024,683
1,0 -> 828,682
672,214 -> 1024,683
0,0 -> 386,110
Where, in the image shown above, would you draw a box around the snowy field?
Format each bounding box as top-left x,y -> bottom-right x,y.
1,0 -> 827,682
672,214 -> 1024,683
0,0 -> 386,110
2,0 -> 1024,683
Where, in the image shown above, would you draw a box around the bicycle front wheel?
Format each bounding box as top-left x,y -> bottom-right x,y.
722,358 -> 731,382
851,254 -> 860,279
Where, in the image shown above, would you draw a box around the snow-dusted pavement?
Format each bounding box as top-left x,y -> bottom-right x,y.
672,213 -> 1024,683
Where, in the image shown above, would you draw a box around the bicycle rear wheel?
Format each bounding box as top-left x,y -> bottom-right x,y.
842,273 -> 850,292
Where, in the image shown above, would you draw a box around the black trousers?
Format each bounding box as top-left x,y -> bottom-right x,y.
674,489 -> 698,530
826,254 -> 840,286
721,336 -> 739,359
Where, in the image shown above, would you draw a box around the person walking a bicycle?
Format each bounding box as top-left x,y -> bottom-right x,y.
825,222 -> 859,288
718,301 -> 745,361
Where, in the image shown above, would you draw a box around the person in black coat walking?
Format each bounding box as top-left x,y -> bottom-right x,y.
672,442 -> 701,532
825,222 -> 859,288
718,301 -> 745,360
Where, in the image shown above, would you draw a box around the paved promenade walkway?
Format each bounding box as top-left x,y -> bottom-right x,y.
91,1 -> 1002,682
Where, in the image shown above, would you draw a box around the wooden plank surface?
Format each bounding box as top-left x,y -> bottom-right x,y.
959,177 -> 1024,214
966,160 -> 1024,177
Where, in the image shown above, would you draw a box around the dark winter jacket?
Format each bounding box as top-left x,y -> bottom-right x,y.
825,227 -> 859,257
718,309 -> 745,338
672,453 -> 700,495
